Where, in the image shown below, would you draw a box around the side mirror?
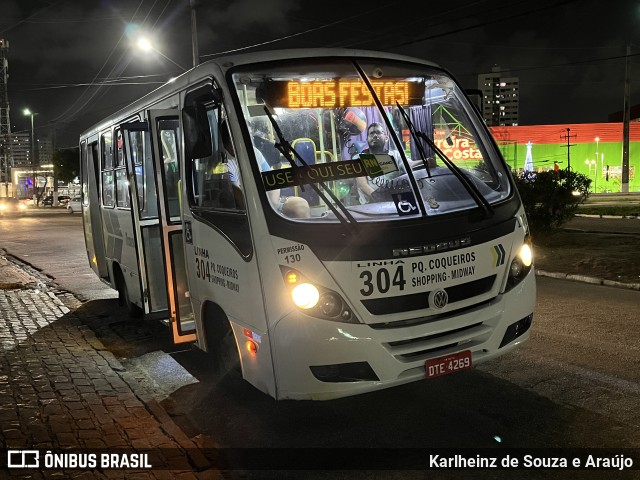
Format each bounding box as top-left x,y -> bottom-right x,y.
182,102 -> 213,159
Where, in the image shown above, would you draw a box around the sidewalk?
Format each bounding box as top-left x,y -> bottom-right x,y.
534,215 -> 640,291
0,254 -> 221,479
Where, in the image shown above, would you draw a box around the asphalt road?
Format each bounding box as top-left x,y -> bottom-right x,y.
2,210 -> 640,479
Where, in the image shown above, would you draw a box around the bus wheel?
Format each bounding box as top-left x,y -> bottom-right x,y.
207,319 -> 241,379
115,268 -> 142,318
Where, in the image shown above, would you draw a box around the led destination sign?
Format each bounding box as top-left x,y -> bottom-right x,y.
260,80 -> 422,108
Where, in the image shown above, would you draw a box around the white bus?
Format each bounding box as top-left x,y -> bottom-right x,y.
79,48 -> 535,400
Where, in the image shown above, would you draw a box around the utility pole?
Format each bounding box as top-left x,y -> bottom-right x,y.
560,128 -> 576,172
190,0 -> 199,67
0,39 -> 10,198
561,128 -> 577,188
621,43 -> 631,193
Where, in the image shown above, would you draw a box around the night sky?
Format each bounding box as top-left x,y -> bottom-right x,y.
3,0 -> 640,148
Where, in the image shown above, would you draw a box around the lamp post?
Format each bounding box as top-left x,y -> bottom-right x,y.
190,0 -> 199,67
585,159 -> 596,192
595,137 -> 599,193
23,108 -> 38,202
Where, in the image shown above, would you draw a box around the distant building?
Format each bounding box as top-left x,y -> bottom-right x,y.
477,66 -> 519,127
10,132 -> 31,166
8,130 -> 52,167
6,130 -> 54,200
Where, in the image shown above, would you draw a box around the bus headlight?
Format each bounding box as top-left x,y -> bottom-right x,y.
283,267 -> 360,323
18,204 -> 26,211
506,238 -> 533,292
519,243 -> 533,267
291,283 -> 320,309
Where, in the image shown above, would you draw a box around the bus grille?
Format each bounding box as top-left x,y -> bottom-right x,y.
360,275 -> 496,316
383,322 -> 492,363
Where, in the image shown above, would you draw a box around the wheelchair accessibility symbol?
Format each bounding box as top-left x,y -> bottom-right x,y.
392,192 -> 419,216
184,221 -> 193,244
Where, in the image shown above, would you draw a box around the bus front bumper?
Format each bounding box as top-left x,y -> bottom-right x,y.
270,271 -> 535,400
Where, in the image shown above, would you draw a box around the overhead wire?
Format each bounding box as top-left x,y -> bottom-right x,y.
48,0 -> 148,125
0,1 -> 63,35
382,0 -> 583,50
200,5 -> 389,59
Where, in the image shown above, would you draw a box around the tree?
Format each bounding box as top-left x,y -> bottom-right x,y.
52,148 -> 79,184
513,169 -> 591,234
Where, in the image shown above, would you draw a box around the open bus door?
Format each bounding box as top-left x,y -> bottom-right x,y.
120,116 -> 195,343
148,109 -> 196,344
82,137 -> 109,280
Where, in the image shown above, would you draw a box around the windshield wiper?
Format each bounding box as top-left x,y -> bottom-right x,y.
353,62 -> 427,217
396,103 -> 494,218
264,106 -> 358,233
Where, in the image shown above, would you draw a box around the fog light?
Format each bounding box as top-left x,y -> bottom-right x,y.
291,283 -> 320,309
510,258 -> 523,278
319,292 -> 342,317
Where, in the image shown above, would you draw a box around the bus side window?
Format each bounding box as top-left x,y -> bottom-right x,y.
187,106 -> 245,211
101,130 -> 114,207
115,129 -> 130,209
157,120 -> 181,219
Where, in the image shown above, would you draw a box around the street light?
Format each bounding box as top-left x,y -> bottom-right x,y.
135,36 -> 187,72
23,108 -> 38,202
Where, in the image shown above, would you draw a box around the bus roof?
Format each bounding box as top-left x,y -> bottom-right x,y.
79,48 -> 441,140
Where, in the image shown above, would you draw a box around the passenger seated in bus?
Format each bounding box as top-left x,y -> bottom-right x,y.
223,127 -> 310,218
250,119 -> 282,168
280,196 -> 310,218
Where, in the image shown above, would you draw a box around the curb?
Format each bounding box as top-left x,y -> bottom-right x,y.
536,269 -> 640,291
575,213 -> 640,219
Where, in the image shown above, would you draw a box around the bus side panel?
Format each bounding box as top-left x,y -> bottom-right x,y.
102,208 -> 143,307
185,213 -> 277,399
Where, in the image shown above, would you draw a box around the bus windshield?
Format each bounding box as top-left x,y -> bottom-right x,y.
232,58 -> 510,222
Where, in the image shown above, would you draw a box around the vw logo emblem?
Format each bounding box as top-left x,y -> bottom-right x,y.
430,289 -> 449,309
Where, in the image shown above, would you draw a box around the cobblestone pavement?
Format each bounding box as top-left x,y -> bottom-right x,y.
0,256 -> 221,479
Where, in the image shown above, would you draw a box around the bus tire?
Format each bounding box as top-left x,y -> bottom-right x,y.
204,309 -> 241,379
114,267 -> 142,318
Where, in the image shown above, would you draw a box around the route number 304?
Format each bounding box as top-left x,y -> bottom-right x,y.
359,266 -> 406,296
